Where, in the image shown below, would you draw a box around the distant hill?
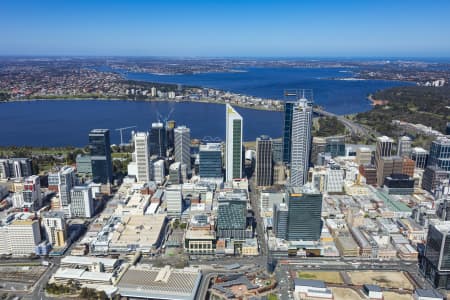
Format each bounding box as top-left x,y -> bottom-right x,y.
356,86 -> 450,135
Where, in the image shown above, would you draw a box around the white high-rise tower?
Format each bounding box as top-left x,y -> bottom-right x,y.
290,98 -> 313,186
174,126 -> 191,171
225,104 -> 243,182
133,132 -> 152,182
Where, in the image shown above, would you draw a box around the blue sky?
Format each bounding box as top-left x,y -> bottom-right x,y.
1,0 -> 449,57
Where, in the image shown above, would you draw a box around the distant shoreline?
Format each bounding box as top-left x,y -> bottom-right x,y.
0,97 -> 283,112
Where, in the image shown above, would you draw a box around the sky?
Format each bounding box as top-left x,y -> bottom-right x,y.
1,0 -> 450,57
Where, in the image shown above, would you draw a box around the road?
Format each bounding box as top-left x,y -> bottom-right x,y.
313,107 -> 375,137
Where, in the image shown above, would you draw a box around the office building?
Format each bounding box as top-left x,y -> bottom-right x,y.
284,186 -> 322,241
0,213 -> 42,256
0,158 -> 33,179
411,147 -> 429,169
311,137 -> 326,166
273,162 -> 287,185
255,135 -> 273,187
375,136 -> 394,159
150,122 -> 167,157
165,185 -> 182,217
420,222 -> 450,289
217,198 -> 249,239
168,162 -> 182,184
48,166 -> 76,212
356,147 -> 372,165
402,157 -> 415,177
290,98 -> 313,186
325,136 -> 346,158
199,143 -> 223,182
282,101 -> 295,164
174,126 -> 191,171
22,175 -> 41,211
225,104 -> 243,182
428,137 -> 450,171
166,120 -> 176,149
325,165 -> 344,193
384,174 -> 415,195
70,186 -> 94,218
42,211 -> 67,248
153,159 -> 165,185
421,166 -> 449,194
397,136 -> 412,157
75,154 -> 92,175
447,122 -> 450,136
89,129 -> 113,184
133,132 -> 152,182
273,203 -> 288,239
376,156 -> 403,187
272,139 -> 283,163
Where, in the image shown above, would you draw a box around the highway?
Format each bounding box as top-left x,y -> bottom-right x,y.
313,107 -> 375,137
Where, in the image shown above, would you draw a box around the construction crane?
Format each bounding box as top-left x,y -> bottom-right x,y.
115,126 -> 136,145
156,107 -> 175,125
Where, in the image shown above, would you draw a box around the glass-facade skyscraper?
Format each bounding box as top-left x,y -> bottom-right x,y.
199,143 -> 223,180
225,104 -> 243,182
89,129 -> 113,184
150,122 -> 167,157
420,222 -> 450,289
282,101 -> 294,164
428,137 -> 450,171
290,98 -> 313,186
285,186 -> 322,241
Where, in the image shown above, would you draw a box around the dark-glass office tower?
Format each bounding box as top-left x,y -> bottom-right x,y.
446,122 -> 450,135
272,140 -> 283,163
282,101 -> 294,164
89,129 -> 113,184
256,135 -> 273,187
150,122 -> 167,157
325,136 -> 346,158
285,186 -> 322,241
217,199 -> 247,239
199,143 -> 223,180
420,222 -> 450,289
428,137 -> 450,171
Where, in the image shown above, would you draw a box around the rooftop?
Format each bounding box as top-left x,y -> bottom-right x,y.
118,265 -> 201,300
294,279 -> 326,288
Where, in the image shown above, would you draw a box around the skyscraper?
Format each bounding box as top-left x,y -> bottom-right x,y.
174,126 -> 191,171
48,166 -> 76,213
133,132 -> 152,182
22,175 -> 41,211
217,198 -> 248,239
285,185 -> 322,241
290,98 -> 313,186
397,136 -> 412,157
428,137 -> 450,171
0,158 -> 33,179
89,129 -> 113,184
225,104 -> 243,182
420,221 -> 450,289
282,101 -> 294,164
410,147 -> 429,169
199,143 -> 223,181
272,139 -> 283,163
256,135 -> 273,187
70,186 -> 94,218
150,122 -> 167,157
375,136 -> 394,186
166,120 -> 176,149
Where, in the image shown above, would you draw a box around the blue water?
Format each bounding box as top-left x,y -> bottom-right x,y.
125,67 -> 411,114
0,67 -> 412,147
0,101 -> 282,147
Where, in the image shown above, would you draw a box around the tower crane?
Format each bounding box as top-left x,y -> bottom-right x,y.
115,126 -> 136,145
